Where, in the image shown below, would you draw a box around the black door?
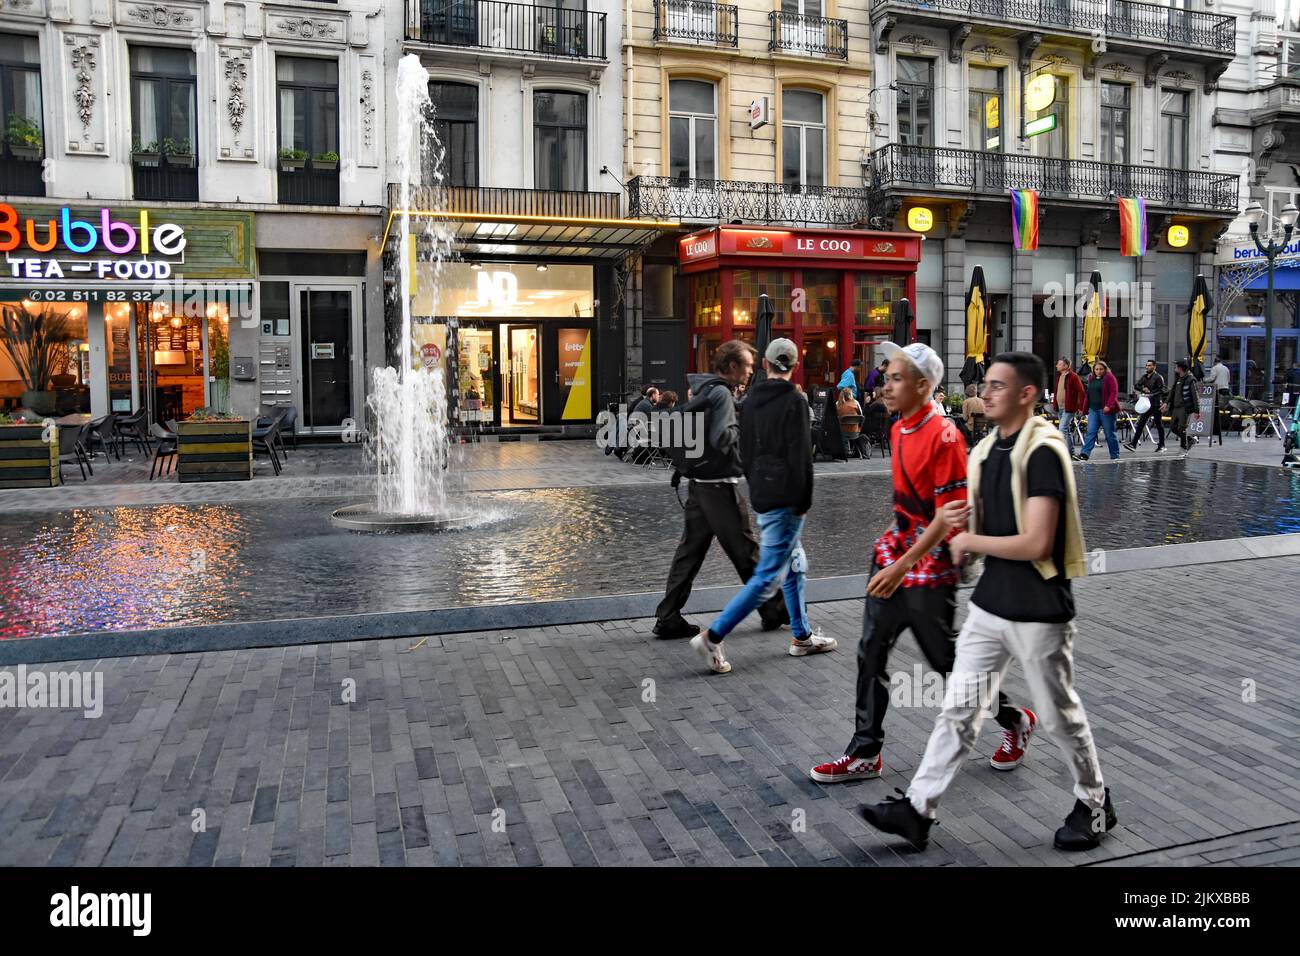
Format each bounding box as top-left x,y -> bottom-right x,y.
300,289 -> 353,430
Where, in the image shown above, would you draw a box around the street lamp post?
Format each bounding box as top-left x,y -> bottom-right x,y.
1244,200 -> 1298,403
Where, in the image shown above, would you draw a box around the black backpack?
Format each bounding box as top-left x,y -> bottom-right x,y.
668,380 -> 734,480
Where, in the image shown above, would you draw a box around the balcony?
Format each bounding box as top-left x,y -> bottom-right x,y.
397,182 -> 622,219
653,0 -> 738,47
769,11 -> 848,59
132,156 -> 199,203
872,1 -> 1235,70
405,0 -> 607,62
628,176 -> 869,227
0,154 -> 45,197
278,159 -> 340,207
869,144 -> 1239,213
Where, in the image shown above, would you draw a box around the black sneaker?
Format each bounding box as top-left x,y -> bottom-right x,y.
653,619 -> 700,640
1123,442 -> 1138,452
760,609 -> 790,631
1072,454 -> 1089,462
862,788 -> 933,849
1054,788 -> 1117,851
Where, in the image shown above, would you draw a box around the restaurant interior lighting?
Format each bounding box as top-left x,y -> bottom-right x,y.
536,263 -> 548,272
470,261 -> 482,270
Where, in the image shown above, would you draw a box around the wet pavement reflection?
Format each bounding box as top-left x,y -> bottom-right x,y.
1,460 -> 1297,639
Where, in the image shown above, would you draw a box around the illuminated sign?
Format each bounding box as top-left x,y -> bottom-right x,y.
1025,75 -> 1056,112
681,228 -> 921,264
750,97 -> 770,130
1168,224 -> 1190,248
1024,114 -> 1058,137
680,233 -> 718,261
907,207 -> 934,232
0,204 -> 186,281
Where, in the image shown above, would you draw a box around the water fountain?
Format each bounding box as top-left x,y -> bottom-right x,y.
331,55 -> 478,533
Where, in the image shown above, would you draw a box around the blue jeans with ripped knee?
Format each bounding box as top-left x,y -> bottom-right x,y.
709,507 -> 810,640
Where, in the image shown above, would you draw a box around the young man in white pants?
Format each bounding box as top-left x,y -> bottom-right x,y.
861,352 -> 1116,852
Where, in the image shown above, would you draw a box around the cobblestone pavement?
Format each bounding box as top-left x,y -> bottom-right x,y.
0,555 -> 1295,867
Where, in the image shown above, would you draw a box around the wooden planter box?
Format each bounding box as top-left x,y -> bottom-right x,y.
176,420 -> 252,483
0,423 -> 59,488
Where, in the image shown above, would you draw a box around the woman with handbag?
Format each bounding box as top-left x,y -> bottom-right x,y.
1125,359 -> 1166,453
1074,359 -> 1121,461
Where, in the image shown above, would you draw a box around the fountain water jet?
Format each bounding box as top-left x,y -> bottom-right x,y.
331,54 -> 479,533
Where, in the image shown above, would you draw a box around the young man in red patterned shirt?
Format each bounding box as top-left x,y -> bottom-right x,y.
810,343 -> 1035,784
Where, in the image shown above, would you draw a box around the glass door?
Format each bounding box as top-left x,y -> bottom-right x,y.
456,324 -> 498,426
506,324 -> 540,424
133,300 -> 207,425
298,287 -> 354,431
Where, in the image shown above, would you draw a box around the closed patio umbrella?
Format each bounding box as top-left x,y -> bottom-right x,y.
751,292 -> 775,388
1081,269 -> 1104,374
1187,273 -> 1212,381
960,265 -> 989,388
892,297 -> 915,346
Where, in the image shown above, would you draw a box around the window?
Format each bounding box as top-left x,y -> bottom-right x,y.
1100,82 -> 1130,165
897,57 -> 933,148
534,90 -> 587,191
782,88 -> 825,189
130,46 -> 198,200
0,32 -> 43,196
1028,74 -> 1069,159
782,0 -> 822,13
428,81 -> 478,187
668,79 -> 716,182
1160,89 -> 1189,170
968,67 -> 1003,152
276,57 -> 339,204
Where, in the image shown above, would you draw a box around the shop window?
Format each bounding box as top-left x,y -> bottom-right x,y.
853,273 -> 905,332
691,271 -> 721,328
0,32 -> 44,197
277,56 -> 340,206
0,300 -> 89,415
534,90 -> 587,191
428,80 -> 478,187
130,45 -> 198,202
732,269 -> 792,329
419,262 -> 593,319
803,269 -> 839,328
668,79 -> 716,183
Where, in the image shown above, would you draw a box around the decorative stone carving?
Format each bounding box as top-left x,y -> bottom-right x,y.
1149,214 -> 1172,251
360,69 -> 374,151
62,33 -> 105,153
218,46 -> 255,160
1040,53 -> 1072,68
948,200 -> 976,239
1017,33 -> 1042,72
123,3 -> 196,28
1080,209 -> 1113,247
948,24 -> 971,64
68,37 -> 96,130
356,54 -> 378,168
1165,70 -> 1194,88
873,14 -> 897,55
268,15 -> 345,43
968,44 -> 1005,63
1102,61 -> 1134,78
1144,52 -> 1169,88
1206,61 -> 1228,93
898,34 -> 932,55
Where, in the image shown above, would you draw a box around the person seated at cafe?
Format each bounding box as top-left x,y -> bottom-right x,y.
656,390 -> 678,410
837,387 -> 864,456
961,383 -> 986,427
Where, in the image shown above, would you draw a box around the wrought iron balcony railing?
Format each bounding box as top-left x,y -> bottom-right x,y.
872,0 -> 1235,56
405,0 -> 607,61
0,155 -> 45,197
628,176 -> 868,227
389,182 -> 622,220
869,144 -> 1239,213
278,160 -> 340,207
653,0 -> 738,47
768,11 -> 848,59
132,156 -> 200,203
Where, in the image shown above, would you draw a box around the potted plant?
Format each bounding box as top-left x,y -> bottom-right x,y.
6,113 -> 42,160
176,408 -> 252,482
131,137 -> 161,167
162,136 -> 195,167
278,147 -> 308,171
0,302 -> 70,417
0,411 -> 59,488
312,150 -> 339,171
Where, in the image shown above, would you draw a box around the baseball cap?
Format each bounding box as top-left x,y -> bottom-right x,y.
765,337 -> 799,373
877,341 -> 944,389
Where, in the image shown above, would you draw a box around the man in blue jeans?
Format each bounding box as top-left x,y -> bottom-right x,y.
691,338 -> 838,674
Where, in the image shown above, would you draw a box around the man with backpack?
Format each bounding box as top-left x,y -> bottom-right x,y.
652,340 -> 787,640
809,342 -> 1032,784
689,339 -> 837,674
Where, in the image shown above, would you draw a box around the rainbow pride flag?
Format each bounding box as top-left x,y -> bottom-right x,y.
1010,189 -> 1039,251
1119,196 -> 1147,256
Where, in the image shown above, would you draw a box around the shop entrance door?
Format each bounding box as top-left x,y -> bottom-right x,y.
297,287 -> 357,432
505,324 -> 540,424
127,301 -> 208,425
1217,329 -> 1300,402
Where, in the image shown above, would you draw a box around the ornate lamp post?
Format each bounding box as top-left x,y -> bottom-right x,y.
1244,199 -> 1298,402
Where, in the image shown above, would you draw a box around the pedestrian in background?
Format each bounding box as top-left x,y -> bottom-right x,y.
690,339 -> 836,674
1052,357 -> 1086,457
1074,359 -> 1120,462
838,358 -> 863,401
653,341 -> 787,640
1165,359 -> 1199,451
1125,359 -> 1165,453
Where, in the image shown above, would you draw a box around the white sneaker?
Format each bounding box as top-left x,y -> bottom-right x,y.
789,627 -> 838,657
690,633 -> 731,674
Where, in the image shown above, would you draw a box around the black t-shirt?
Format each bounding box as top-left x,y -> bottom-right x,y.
971,439 -> 1074,623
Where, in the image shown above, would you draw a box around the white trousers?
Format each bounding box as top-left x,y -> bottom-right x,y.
908,603 -> 1106,818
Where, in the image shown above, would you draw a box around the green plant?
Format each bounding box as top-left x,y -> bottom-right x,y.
161,136 -> 192,156
0,412 -> 17,425
131,137 -> 160,154
279,147 -> 308,161
186,408 -> 242,422
5,113 -> 42,150
0,303 -> 71,392
314,150 -> 339,162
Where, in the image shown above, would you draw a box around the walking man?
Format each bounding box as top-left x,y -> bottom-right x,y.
1125,359 -> 1166,453
1052,357 -> 1085,457
861,352 -> 1115,852
690,339 -> 837,673
653,340 -> 786,639
808,342 -> 1034,784
1165,358 -> 1199,451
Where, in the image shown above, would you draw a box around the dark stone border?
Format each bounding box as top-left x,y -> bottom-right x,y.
3,534 -> 1298,666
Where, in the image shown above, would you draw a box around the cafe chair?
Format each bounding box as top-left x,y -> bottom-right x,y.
148,422 -> 177,480
116,407 -> 152,456
253,418 -> 283,475
838,415 -> 867,459
56,422 -> 92,482
86,413 -> 121,463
